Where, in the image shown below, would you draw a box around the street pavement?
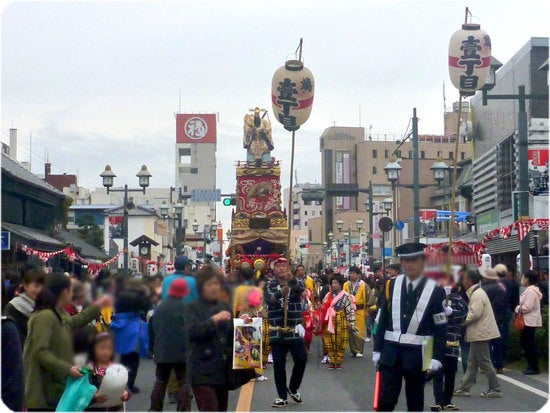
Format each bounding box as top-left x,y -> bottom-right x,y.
125,338 -> 549,411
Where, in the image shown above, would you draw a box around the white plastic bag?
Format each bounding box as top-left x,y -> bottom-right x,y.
91,364 -> 128,408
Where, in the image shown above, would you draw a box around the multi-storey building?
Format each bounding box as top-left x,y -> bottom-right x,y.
470,37 -> 548,268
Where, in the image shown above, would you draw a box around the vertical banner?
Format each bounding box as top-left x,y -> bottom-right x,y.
335,152 -> 344,209
233,317 -> 263,369
343,152 -> 350,210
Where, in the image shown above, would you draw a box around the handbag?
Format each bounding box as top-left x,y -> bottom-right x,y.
56,367 -> 97,412
514,312 -> 525,331
226,363 -> 256,391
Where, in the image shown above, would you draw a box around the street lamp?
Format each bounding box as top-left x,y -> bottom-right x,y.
173,203 -> 184,256
430,157 -> 450,186
192,220 -> 199,234
335,219 -> 344,232
382,198 -> 394,213
100,164 -> 152,274
100,165 -> 116,191
160,201 -> 169,219
383,156 -> 402,185
136,165 -> 152,193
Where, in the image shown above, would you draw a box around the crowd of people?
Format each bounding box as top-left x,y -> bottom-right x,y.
1,250 -> 548,412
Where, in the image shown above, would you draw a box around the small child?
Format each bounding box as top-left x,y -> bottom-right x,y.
86,333 -> 131,412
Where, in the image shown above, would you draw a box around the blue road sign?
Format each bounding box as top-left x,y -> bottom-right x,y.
1,231 -> 10,251
384,247 -> 392,257
191,189 -> 222,203
394,220 -> 405,230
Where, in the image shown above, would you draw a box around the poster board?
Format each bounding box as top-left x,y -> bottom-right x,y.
233,317 -> 262,370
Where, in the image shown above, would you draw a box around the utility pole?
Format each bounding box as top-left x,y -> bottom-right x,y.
517,86 -> 530,275
368,181 -> 374,257
412,108 -> 420,243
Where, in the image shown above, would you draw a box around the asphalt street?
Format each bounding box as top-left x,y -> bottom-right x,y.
125,337 -> 549,412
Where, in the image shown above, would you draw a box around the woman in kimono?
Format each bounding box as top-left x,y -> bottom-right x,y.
317,274 -> 356,370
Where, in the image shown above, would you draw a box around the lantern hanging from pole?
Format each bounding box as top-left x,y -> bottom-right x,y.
448,23 -> 491,96
271,60 -> 315,131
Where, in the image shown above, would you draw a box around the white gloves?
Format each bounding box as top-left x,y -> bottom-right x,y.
295,324 -> 305,338
442,299 -> 453,316
372,351 -> 381,366
429,359 -> 443,372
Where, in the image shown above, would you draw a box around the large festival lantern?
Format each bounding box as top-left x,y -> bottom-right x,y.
448,23 -> 492,96
271,59 -> 315,131
445,11 -> 492,273
271,39 -> 315,260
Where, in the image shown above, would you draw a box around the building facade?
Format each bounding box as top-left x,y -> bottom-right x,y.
175,113 -> 218,236
470,37 -> 548,269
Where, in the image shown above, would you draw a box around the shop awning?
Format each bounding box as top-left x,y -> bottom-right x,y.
2,222 -> 66,251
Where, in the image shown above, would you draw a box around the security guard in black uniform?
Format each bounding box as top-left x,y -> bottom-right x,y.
373,243 -> 447,411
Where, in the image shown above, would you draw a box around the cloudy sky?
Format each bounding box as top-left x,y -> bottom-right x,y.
2,0 -> 548,228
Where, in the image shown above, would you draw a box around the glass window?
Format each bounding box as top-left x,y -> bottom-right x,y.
409,150 -> 413,158
461,151 -> 466,160
384,150 -> 390,159
437,151 -> 442,157
373,166 -> 377,175
372,149 -> 377,158
449,151 -> 454,159
304,211 -> 308,216
421,151 -> 426,159
396,150 -> 401,158
190,167 -> 198,174
311,211 -> 315,216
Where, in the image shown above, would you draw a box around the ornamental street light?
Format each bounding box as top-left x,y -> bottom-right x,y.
336,219 -> 365,268
192,220 -> 199,234
100,164 -> 152,274
383,138 -> 451,245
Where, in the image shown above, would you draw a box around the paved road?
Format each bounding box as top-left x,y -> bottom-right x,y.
126,337 -> 549,411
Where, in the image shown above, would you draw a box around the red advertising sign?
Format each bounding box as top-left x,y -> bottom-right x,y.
109,216 -> 124,225
176,114 -> 217,143
528,149 -> 549,169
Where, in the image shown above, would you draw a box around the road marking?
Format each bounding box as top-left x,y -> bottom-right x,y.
498,374 -> 549,399
236,380 -> 255,412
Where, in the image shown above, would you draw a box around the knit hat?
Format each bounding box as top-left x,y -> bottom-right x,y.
168,278 -> 189,298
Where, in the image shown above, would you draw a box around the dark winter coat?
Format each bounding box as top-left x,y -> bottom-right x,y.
481,280 -> 508,323
185,298 -> 233,386
5,293 -> 35,346
148,296 -> 187,363
2,315 -> 25,411
444,291 -> 468,357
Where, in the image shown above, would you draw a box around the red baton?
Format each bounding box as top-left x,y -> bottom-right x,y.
373,369 -> 381,411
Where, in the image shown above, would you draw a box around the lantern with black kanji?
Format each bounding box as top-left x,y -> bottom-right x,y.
271,60 -> 315,131
448,23 -> 491,95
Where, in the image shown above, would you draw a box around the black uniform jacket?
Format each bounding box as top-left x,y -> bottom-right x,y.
374,275 -> 447,371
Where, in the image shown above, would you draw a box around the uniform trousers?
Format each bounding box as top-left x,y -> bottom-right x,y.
378,355 -> 427,411
432,356 -> 458,407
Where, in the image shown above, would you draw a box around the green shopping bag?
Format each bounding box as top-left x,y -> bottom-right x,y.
56,367 -> 97,412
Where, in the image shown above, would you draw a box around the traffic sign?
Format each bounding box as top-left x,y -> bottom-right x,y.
394,220 -> 405,230
191,189 -> 221,203
378,217 -> 394,233
1,231 -> 10,250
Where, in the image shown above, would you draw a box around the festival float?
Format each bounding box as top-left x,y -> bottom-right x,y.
226,108 -> 288,278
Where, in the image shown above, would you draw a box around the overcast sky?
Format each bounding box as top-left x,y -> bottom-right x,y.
2,0 -> 549,229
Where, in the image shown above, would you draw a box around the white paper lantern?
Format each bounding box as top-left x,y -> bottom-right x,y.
448,23 -> 491,95
271,60 -> 314,131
